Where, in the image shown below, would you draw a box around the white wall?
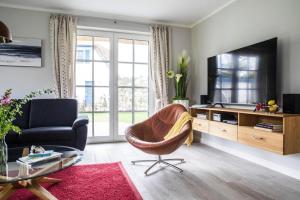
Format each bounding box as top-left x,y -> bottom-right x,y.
191,0 -> 300,180
78,15 -> 149,33
0,8 -> 54,98
0,7 -> 191,99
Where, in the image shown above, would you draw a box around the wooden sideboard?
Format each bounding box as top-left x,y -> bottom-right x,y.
190,107 -> 300,155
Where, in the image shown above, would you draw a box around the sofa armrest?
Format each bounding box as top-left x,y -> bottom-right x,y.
72,116 -> 89,130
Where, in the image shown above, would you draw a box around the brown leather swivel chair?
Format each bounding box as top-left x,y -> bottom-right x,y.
125,104 -> 192,175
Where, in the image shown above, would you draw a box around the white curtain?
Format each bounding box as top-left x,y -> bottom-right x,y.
149,25 -> 170,111
49,14 -> 77,98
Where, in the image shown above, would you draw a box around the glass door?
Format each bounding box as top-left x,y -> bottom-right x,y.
76,31 -> 114,142
115,34 -> 150,140
75,30 -> 150,142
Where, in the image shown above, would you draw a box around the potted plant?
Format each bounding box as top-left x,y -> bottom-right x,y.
0,88 -> 54,175
166,50 -> 191,108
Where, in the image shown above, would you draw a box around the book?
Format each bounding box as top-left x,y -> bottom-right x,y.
256,122 -> 282,126
18,152 -> 62,165
254,126 -> 283,132
256,125 -> 283,129
255,123 -> 283,130
28,150 -> 54,158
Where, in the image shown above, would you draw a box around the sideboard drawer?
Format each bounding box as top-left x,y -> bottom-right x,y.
238,126 -> 283,154
193,118 -> 209,133
209,121 -> 238,141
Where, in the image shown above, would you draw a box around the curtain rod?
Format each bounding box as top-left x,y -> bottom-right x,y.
77,25 -> 151,35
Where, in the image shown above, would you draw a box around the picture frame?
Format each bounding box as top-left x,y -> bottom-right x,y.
0,37 -> 42,67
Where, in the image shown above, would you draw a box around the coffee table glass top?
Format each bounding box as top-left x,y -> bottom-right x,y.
0,145 -> 82,184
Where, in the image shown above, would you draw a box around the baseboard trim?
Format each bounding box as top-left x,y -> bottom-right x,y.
201,137 -> 300,181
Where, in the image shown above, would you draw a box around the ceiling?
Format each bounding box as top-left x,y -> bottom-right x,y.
0,0 -> 235,27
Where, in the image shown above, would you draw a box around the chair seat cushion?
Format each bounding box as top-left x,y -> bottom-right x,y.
21,127 -> 75,143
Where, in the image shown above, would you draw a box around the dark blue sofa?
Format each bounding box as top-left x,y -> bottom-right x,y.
5,99 -> 88,151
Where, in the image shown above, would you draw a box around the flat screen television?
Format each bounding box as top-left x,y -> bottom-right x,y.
207,38 -> 277,105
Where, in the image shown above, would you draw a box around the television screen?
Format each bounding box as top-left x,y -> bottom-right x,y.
207,38 -> 277,105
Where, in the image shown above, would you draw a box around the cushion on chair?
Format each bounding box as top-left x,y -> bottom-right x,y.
21,127 -> 74,143
29,99 -> 78,128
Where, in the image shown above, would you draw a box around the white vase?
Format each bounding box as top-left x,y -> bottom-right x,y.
173,99 -> 190,110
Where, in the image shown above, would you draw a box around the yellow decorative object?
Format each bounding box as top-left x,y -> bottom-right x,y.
164,112 -> 193,146
268,99 -> 276,106
269,104 -> 279,113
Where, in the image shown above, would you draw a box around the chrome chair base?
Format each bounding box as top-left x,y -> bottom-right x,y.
131,155 -> 185,176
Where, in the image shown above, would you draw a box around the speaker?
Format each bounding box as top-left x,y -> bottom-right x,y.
283,94 -> 300,114
200,95 -> 208,104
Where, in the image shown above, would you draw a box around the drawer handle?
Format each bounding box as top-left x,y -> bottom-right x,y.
252,135 -> 264,140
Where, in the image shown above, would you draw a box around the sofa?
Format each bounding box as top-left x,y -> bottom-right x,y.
5,99 -> 88,151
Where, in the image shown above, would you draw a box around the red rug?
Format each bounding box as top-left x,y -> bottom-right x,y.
9,162 -> 143,200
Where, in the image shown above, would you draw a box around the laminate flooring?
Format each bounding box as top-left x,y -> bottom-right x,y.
80,142 -> 300,200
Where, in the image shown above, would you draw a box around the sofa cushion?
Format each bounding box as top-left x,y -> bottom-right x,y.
29,99 -> 78,128
21,127 -> 75,143
12,100 -> 31,129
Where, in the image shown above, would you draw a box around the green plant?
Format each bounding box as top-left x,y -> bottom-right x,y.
166,50 -> 190,100
0,89 -> 54,140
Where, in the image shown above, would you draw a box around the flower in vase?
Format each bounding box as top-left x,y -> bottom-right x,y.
166,70 -> 175,78
0,98 -> 11,106
0,89 -> 12,106
175,74 -> 183,83
177,50 -> 190,70
166,50 -> 191,100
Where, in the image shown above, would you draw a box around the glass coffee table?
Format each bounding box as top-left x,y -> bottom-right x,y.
0,145 -> 82,200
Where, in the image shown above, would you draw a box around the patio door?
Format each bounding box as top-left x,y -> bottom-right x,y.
75,30 -> 150,143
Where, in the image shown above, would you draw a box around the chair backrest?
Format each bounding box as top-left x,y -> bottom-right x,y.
29,99 -> 78,128
147,104 -> 188,141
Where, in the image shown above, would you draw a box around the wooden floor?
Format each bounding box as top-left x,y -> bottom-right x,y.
81,142 -> 300,200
